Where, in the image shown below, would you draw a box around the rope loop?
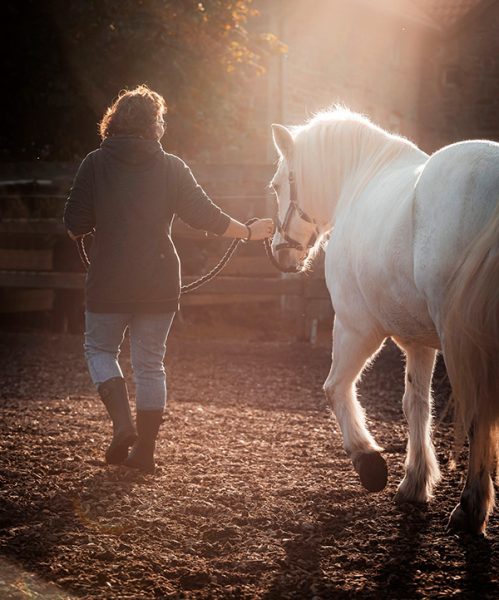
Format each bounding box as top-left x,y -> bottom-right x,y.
180,218 -> 259,295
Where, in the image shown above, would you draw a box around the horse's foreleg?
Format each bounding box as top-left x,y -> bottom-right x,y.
394,343 -> 440,504
323,319 -> 387,492
448,421 -> 495,535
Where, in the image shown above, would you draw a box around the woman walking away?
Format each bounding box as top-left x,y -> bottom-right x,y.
64,85 -> 274,474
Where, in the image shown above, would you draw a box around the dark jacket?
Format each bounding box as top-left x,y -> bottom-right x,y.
63,137 -> 231,313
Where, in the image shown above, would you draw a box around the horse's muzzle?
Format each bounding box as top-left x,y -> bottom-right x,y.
272,245 -> 304,274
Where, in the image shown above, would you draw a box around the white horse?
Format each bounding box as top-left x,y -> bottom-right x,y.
270,108 -> 499,535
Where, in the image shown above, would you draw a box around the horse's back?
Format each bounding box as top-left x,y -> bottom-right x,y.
413,140 -> 499,329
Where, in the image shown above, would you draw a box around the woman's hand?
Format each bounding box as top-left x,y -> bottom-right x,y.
248,218 -> 275,241
222,217 -> 275,241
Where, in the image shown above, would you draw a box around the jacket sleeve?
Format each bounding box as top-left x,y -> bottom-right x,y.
63,154 -> 96,235
172,156 -> 231,235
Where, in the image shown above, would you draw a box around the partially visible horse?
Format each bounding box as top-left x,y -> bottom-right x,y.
270,108 -> 499,534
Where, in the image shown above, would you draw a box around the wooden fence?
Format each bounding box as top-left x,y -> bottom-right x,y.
0,167 -> 331,340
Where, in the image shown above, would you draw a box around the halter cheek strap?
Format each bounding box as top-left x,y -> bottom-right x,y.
275,171 -> 320,253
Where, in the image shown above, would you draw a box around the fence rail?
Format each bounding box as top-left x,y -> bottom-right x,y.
0,269 -> 330,339
0,270 -> 329,299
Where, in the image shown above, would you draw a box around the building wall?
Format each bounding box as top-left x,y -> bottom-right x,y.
418,1 -> 499,151
264,0 -> 432,160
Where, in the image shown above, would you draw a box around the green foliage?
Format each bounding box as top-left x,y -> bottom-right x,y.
2,1 -> 285,161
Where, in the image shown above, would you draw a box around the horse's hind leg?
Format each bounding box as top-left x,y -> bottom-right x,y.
448,421 -> 495,535
393,342 -> 440,504
323,318 -> 387,492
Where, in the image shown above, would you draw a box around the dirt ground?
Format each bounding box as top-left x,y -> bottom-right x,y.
0,310 -> 497,599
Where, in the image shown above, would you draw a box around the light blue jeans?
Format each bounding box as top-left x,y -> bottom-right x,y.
84,311 -> 175,411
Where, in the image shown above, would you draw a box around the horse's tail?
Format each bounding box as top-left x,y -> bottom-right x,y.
442,200 -> 499,476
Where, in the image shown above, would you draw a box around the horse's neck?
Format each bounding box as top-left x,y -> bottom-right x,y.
333,143 -> 426,220
298,125 -> 427,231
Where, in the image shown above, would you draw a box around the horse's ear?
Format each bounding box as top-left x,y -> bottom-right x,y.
272,124 -> 294,160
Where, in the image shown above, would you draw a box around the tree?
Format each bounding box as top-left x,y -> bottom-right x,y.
2,0 -> 285,161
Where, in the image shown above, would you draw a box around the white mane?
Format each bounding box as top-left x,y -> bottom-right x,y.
289,107 -> 425,227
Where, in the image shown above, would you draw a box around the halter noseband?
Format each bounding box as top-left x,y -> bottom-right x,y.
274,171 -> 320,253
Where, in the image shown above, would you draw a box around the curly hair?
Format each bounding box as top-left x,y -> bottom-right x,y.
99,85 -> 167,140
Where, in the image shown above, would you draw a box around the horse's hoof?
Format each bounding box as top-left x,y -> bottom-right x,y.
394,476 -> 430,504
394,489 -> 409,505
447,504 -> 466,532
447,503 -> 485,536
353,451 -> 388,492
394,490 -> 428,506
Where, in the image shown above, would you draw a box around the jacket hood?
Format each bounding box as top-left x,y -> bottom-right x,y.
100,136 -> 163,166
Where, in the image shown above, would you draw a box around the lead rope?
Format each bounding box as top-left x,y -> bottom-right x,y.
181,218 -> 257,294
75,218 -> 298,295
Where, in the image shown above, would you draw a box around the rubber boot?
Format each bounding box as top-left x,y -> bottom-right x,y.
123,410 -> 164,474
98,377 -> 137,465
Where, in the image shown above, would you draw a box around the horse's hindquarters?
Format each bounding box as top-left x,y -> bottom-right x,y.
412,141 -> 499,327
414,140 -> 499,533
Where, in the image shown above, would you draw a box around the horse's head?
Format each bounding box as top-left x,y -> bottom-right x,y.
270,124 -> 320,273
